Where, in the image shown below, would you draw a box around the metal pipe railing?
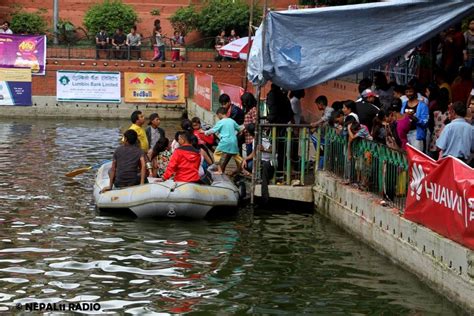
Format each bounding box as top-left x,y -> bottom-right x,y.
323,127 -> 408,211
251,124 -> 409,210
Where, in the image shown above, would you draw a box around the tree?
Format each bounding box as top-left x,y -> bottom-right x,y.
169,0 -> 261,40
83,0 -> 138,39
170,6 -> 199,36
10,10 -> 47,34
197,0 -> 260,38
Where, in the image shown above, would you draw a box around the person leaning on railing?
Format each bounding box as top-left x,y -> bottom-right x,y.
95,26 -> 109,59
126,26 -> 142,60
310,95 -> 333,128
111,28 -> 127,59
171,31 -> 186,62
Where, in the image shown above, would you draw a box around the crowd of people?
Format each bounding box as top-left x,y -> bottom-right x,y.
95,21 -> 186,62
310,69 -> 474,166
100,91 -> 257,193
98,74 -> 473,198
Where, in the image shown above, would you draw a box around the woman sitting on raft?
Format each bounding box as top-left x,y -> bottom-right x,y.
148,137 -> 171,178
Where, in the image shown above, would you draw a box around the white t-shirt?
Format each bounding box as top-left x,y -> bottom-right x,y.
290,97 -> 302,124
254,137 -> 272,162
0,28 -> 13,34
347,112 -> 359,123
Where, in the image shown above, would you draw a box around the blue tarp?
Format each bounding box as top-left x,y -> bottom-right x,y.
247,0 -> 474,90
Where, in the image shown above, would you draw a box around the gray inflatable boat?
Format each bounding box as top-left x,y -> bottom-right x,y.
93,162 -> 240,219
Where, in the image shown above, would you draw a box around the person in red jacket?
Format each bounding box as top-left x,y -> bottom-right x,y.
161,131 -> 201,183
191,117 -> 214,147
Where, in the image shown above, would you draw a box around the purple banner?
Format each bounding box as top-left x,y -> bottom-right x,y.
0,34 -> 46,76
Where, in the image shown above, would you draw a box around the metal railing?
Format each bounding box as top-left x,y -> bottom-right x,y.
47,36 -> 220,62
255,123 -> 313,186
322,127 -> 409,211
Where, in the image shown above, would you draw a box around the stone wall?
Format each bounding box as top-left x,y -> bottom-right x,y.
313,171 -> 474,313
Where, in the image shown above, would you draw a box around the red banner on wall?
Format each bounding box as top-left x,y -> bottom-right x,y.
216,82 -> 245,107
194,70 -> 212,111
404,145 -> 474,250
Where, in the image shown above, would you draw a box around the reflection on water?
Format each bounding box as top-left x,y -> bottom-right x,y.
0,118 -> 465,314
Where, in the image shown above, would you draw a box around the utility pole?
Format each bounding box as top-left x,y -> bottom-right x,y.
244,0 -> 254,91
250,0 -> 268,205
53,0 -> 59,44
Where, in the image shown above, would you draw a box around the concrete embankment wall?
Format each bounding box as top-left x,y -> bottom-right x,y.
0,96 -> 186,120
313,171 -> 474,313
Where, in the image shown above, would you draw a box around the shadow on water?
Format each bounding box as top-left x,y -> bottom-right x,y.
0,118 -> 468,315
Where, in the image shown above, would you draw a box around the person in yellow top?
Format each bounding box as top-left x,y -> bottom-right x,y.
127,110 -> 148,152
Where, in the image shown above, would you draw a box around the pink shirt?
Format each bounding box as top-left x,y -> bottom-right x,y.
396,116 -> 411,150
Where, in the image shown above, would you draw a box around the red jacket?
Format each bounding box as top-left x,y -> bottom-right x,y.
163,146 -> 201,182
193,130 -> 214,146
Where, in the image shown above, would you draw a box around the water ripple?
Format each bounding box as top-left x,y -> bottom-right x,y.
0,119 -> 463,315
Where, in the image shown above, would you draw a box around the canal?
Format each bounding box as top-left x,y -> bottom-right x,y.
0,118 -> 465,314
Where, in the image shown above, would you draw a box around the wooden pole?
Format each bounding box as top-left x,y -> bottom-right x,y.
250,0 -> 268,205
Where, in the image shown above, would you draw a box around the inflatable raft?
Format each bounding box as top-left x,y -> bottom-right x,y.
93,162 -> 240,219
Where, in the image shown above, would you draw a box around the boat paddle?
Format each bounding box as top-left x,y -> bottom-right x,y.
65,160 -> 111,178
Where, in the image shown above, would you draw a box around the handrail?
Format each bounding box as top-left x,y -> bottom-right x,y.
260,123 -> 312,128
322,127 -> 408,210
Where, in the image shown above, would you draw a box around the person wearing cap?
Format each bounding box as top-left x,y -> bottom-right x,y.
355,89 -> 380,131
145,113 -> 165,151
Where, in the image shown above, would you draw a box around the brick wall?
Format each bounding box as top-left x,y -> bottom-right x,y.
33,59 -> 247,96
300,80 -> 359,123
0,0 -> 293,42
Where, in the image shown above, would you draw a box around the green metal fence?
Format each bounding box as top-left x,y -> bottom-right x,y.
188,72 -> 195,98
322,127 -> 409,211
211,82 -> 221,113
257,124 -> 313,186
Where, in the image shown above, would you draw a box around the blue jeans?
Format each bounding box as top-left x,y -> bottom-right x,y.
245,143 -> 253,172
159,45 -> 165,61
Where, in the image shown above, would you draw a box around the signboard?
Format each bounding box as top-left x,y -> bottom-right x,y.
194,70 -> 212,111
56,70 -> 121,103
0,68 -> 32,106
404,145 -> 474,250
0,34 -> 46,75
216,82 -> 245,107
124,72 -> 185,103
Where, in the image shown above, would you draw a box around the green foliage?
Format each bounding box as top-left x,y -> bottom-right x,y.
56,19 -> 77,44
197,0 -> 260,38
150,9 -> 161,16
170,0 -> 260,39
10,10 -> 47,34
170,6 -> 199,36
83,0 -> 138,38
299,0 -> 376,4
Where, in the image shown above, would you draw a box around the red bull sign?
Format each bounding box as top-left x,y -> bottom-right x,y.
124,72 -> 185,103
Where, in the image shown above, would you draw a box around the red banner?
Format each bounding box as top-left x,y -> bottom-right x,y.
216,82 -> 245,107
404,145 -> 474,250
194,70 -> 212,111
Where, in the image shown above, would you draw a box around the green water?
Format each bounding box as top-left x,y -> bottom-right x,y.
0,118 -> 465,314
